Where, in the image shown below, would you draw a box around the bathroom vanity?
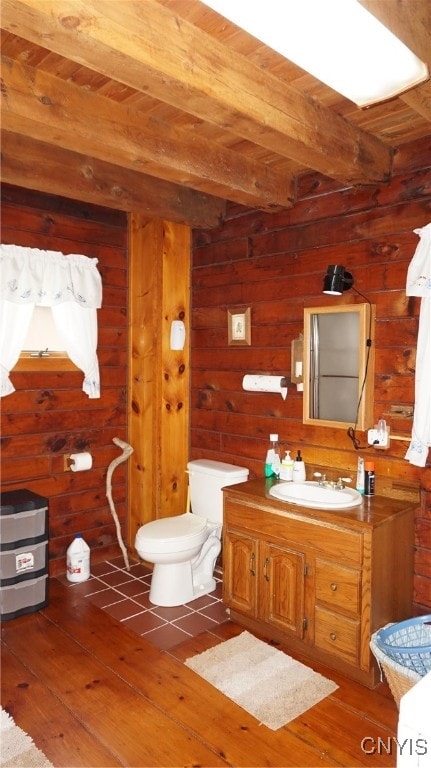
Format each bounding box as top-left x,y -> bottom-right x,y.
222,478 -> 416,688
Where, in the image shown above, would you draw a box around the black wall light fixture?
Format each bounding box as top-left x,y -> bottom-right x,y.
323,265 -> 354,295
322,264 -> 371,305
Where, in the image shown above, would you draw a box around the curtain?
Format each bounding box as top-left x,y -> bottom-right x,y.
0,244 -> 102,398
404,223 -> 431,467
0,301 -> 34,397
51,302 -> 100,398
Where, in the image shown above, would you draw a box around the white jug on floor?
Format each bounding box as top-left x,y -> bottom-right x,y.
66,534 -> 90,582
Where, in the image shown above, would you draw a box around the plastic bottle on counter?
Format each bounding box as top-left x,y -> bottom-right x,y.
264,434 -> 282,478
66,534 -> 90,582
292,450 -> 306,482
364,461 -> 375,496
279,450 -> 294,481
356,457 -> 365,494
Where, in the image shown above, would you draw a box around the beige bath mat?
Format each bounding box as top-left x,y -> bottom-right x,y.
0,707 -> 54,767
185,630 -> 338,730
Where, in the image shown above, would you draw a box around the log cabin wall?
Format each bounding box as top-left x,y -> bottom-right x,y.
1,185 -> 129,576
191,136 -> 431,614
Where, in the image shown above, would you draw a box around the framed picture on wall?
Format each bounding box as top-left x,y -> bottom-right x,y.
227,307 -> 251,346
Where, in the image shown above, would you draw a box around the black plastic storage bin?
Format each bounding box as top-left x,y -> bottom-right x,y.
0,489 -> 49,620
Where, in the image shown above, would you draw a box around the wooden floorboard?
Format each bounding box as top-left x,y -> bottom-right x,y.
1,579 -> 399,767
1,644 -> 122,767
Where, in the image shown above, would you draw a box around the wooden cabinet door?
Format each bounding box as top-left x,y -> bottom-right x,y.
260,542 -> 305,639
223,529 -> 258,617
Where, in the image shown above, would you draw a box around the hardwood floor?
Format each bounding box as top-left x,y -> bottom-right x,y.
1,578 -> 400,767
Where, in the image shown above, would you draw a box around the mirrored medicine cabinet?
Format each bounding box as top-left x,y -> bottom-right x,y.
303,303 -> 375,430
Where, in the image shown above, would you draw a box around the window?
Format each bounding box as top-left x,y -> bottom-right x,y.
14,306 -> 78,372
1,244 -> 102,396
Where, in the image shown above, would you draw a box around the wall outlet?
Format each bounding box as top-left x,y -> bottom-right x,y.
367,426 -> 390,449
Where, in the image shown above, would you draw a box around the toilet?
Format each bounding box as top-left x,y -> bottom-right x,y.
135,459 -> 249,606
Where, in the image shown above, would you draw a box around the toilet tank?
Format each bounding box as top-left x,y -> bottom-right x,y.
187,459 -> 249,524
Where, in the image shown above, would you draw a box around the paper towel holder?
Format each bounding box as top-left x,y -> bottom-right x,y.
242,374 -> 290,400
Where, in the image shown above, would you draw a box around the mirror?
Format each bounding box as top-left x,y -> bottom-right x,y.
303,303 -> 375,430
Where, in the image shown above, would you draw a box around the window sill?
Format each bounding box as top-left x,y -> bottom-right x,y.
14,353 -> 79,372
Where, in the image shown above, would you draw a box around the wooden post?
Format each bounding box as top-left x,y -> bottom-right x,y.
128,215 -> 190,547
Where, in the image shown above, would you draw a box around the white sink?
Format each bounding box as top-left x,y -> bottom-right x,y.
268,481 -> 362,510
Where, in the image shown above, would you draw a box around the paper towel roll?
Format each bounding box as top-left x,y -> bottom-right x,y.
242,375 -> 288,400
70,452 -> 93,472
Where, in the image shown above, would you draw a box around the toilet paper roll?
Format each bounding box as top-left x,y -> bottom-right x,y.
70,452 -> 93,472
242,374 -> 288,400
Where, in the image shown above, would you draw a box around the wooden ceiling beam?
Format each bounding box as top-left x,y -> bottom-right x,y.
0,55 -> 293,210
400,81 -> 431,124
1,0 -> 392,186
0,131 -> 226,228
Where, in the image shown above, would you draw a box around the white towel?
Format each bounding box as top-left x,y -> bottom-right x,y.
404,223 -> 431,467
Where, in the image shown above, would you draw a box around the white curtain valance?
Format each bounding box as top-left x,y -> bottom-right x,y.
0,244 -> 102,399
0,244 -> 102,307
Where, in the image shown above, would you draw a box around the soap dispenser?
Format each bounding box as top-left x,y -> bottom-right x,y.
292,450 -> 306,482
280,451 -> 294,481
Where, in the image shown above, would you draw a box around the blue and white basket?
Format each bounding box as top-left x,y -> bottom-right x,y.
370,616 -> 431,708
374,615 -> 431,676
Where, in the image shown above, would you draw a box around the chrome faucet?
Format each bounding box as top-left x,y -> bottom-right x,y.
314,473 -> 327,486
313,473 -> 352,490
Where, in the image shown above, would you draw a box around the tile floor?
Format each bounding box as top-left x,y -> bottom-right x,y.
60,556 -> 228,651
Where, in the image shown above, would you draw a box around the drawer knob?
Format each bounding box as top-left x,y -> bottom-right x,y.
330,582 -> 338,591
330,632 -> 337,641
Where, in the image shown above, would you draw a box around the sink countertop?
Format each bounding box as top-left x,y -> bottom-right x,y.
223,477 -> 419,531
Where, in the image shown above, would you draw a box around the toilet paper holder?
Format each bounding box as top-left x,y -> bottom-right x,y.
64,454 -> 73,471
63,452 -> 92,472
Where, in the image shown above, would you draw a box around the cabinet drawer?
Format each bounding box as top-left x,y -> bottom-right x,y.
225,500 -> 362,565
315,560 -> 361,616
315,606 -> 360,665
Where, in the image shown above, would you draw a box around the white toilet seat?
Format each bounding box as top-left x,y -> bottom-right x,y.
135,512 -> 207,555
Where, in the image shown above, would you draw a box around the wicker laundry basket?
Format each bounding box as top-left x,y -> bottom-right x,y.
370,615 -> 431,709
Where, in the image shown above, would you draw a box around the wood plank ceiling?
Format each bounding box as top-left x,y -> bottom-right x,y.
1,0 -> 430,227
